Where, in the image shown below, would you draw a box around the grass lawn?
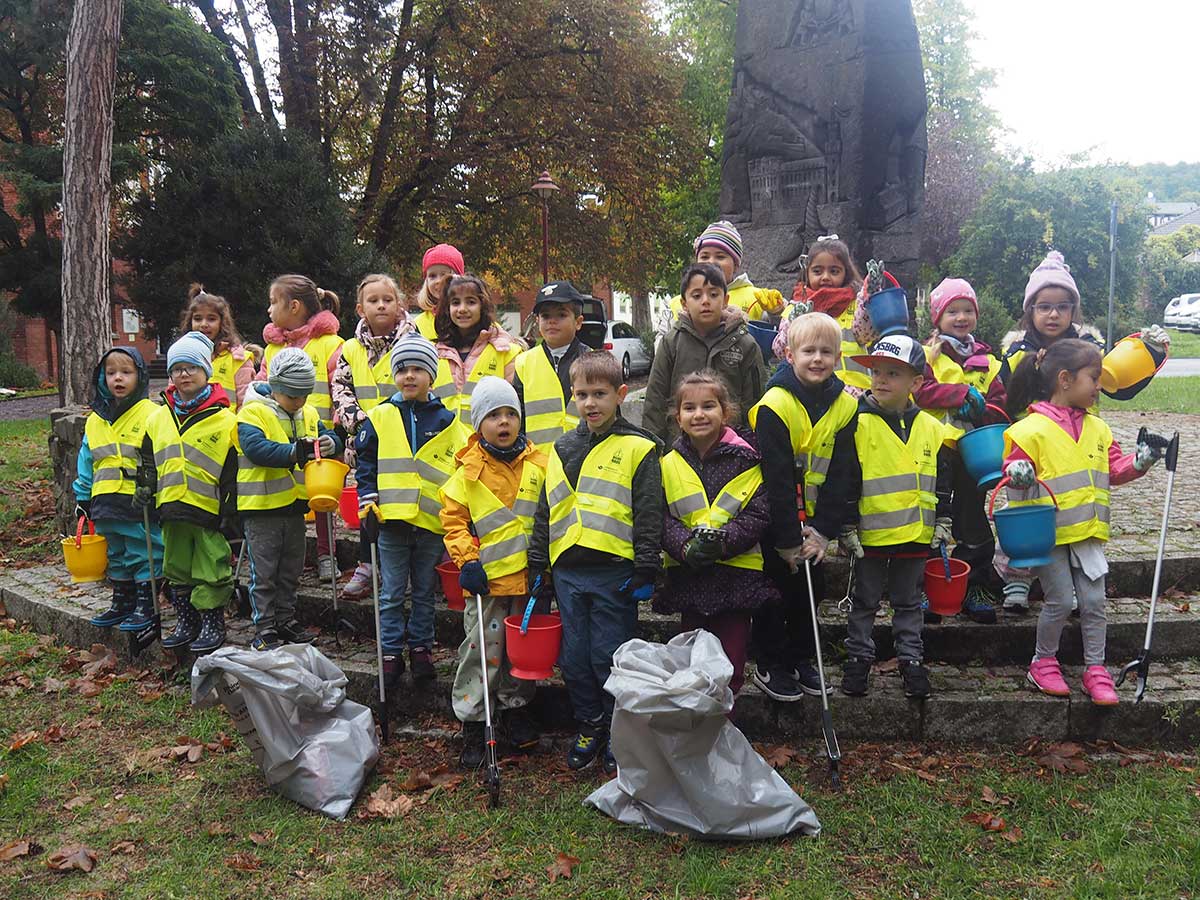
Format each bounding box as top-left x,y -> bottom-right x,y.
0,628 -> 1198,899
0,419 -> 56,564
1166,329 -> 1200,359
1110,375 -> 1200,415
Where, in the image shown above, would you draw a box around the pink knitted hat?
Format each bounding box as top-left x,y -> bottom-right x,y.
929,277 -> 978,325
1023,251 -> 1079,310
422,243 -> 465,277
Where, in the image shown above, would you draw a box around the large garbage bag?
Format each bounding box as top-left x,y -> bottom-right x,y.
585,630 -> 821,839
192,644 -> 379,820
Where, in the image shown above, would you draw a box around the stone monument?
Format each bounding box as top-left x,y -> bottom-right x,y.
719,0 -> 926,293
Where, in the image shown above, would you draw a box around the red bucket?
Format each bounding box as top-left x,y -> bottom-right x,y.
504,613 -> 563,680
436,560 -> 467,611
339,486 -> 360,528
924,558 -> 971,616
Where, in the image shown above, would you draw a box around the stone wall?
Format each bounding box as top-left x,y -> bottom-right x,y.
49,407 -> 88,535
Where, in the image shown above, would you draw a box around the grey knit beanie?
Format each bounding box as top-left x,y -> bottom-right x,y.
390,333 -> 439,380
470,376 -> 520,432
167,331 -> 214,378
268,346 -> 316,397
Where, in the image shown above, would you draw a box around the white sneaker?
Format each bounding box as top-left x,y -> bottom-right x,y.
341,563 -> 372,601
1002,591 -> 1029,614
317,555 -> 336,581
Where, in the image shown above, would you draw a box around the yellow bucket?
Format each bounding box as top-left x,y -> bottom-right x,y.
61,518 -> 108,584
1100,334 -> 1157,393
304,458 -> 349,513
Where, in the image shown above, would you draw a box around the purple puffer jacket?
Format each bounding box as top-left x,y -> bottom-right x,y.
653,427 -> 781,616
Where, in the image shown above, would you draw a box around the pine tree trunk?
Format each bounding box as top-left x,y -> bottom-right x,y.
61,0 -> 123,406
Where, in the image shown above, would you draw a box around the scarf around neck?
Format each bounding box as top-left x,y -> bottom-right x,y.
480,434 -> 527,462
804,285 -> 857,318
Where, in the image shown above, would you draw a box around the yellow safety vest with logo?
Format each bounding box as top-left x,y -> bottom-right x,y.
835,304 -> 871,390
340,339 -> 395,414
84,399 -> 156,500
514,346 -> 578,445
923,346 -> 1002,443
263,333 -> 344,428
146,404 -> 236,516
369,403 -> 470,534
431,343 -> 520,427
235,401 -> 318,512
412,311 -> 437,341
441,457 -> 545,581
748,385 -> 857,517
1003,412 -> 1111,545
660,451 -> 764,571
547,433 -> 656,564
210,350 -> 244,398
855,411 -> 943,546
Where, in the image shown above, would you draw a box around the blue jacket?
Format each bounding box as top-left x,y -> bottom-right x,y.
354,392 -> 456,503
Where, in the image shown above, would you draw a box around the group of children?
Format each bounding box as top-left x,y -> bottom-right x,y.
73,220 -> 1172,774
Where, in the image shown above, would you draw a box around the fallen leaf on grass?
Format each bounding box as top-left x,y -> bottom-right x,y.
1066,798 -> 1092,812
225,852 -> 262,872
248,831 -> 274,846
76,717 -> 102,730
110,840 -> 136,854
15,646 -> 41,663
42,724 -> 67,743
169,743 -> 204,764
7,730 -> 39,752
77,645 -> 117,678
63,795 -> 91,811
981,786 -> 1012,806
545,851 -> 581,883
400,764 -> 464,792
74,678 -> 105,699
358,784 -> 414,820
1174,602 -> 1191,613
205,822 -> 231,836
45,844 -> 97,873
0,839 -> 31,861
999,826 -> 1024,843
0,774 -> 8,791
963,811 -> 1008,832
1037,747 -> 1090,775
756,744 -> 799,770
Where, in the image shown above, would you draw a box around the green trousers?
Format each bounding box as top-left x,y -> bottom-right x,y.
162,520 -> 232,611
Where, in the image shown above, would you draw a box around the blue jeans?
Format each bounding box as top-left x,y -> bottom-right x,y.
377,525 -> 443,654
552,561 -> 636,726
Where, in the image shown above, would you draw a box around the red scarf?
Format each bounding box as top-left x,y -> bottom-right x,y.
802,286 -> 857,318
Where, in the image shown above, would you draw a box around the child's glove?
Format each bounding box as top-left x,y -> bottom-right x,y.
1004,459 -> 1036,488
932,517 -> 954,548
74,500 -> 91,521
317,434 -> 337,457
776,544 -> 805,574
957,386 -> 986,424
294,438 -> 316,467
359,502 -> 381,544
459,560 -> 489,596
839,529 -> 864,559
1143,324 -> 1170,354
1134,430 -> 1169,472
800,527 -> 831,564
619,573 -> 655,602
133,461 -> 156,508
682,537 -> 721,568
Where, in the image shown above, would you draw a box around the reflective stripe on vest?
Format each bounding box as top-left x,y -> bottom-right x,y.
1003,412 -> 1112,544
855,411 -> 943,546
441,456 -> 545,581
514,347 -> 578,445
368,402 -> 470,534
263,333 -> 343,428
660,451 -> 763,571
147,404 -> 235,515
235,401 -> 318,511
341,339 -> 396,413
748,385 -> 857,517
431,344 -> 511,426
924,346 -> 1002,443
84,400 -> 156,499
546,433 -> 656,564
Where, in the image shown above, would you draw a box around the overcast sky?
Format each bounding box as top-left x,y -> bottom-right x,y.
966,0 -> 1198,168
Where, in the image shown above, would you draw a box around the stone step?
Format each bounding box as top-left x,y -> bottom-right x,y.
4,565 -> 1200,747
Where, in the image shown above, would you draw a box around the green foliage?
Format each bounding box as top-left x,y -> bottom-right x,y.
0,300 -> 39,389
1082,162 -> 1200,205
1143,227 -> 1200,317
122,129 -> 386,341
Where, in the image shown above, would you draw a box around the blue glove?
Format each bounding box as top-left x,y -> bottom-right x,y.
957,386 -> 986,424
619,574 -> 654,602
459,560 -> 489,596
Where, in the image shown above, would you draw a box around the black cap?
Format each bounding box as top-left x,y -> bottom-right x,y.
533,281 -> 585,312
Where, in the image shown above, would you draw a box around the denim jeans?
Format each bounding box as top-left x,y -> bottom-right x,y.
377,525 -> 443,654
552,560 -> 637,726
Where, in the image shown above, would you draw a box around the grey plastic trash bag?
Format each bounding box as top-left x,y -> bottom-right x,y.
585,630 -> 821,839
192,644 -> 379,820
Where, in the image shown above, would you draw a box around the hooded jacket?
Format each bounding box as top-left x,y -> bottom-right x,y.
999,323 -> 1104,385
643,306 -> 765,444
914,336 -> 1007,414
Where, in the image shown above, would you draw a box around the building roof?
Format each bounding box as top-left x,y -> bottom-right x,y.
1152,201 -> 1199,217
1151,206 -> 1200,236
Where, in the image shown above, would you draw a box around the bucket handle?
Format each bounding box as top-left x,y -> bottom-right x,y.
982,403 -> 1011,425
861,270 -> 901,296
987,475 -> 1059,520
75,514 -> 94,549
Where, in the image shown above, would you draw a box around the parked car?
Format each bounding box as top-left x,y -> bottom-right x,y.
580,320 -> 652,380
1163,293 -> 1200,330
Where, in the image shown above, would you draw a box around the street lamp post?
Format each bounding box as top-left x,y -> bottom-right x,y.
531,171 -> 559,285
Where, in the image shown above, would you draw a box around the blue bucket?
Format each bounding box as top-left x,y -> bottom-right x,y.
865,287 -> 910,336
746,320 -> 778,361
993,505 -> 1056,568
958,423 -> 1006,490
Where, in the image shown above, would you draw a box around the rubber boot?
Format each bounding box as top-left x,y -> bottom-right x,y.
90,580 -> 137,628
118,581 -> 157,632
189,608 -> 226,654
161,587 -> 201,649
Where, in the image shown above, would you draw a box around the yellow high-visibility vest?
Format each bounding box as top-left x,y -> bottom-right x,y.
923,346 -> 1002,443
263,333 -> 344,428
514,346 -> 577,445
369,403 -> 470,534
855,411 -> 943,546
209,350 -> 244,398
84,400 -> 156,500
412,311 -> 437,341
235,400 -> 318,512
660,451 -> 763,570
431,343 -> 520,427
146,404 -> 236,516
441,457 -> 545,581
340,339 -> 395,414
1004,412 -> 1111,545
547,433 -> 655,564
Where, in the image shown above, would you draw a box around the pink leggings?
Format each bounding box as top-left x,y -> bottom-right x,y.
681,609 -> 752,698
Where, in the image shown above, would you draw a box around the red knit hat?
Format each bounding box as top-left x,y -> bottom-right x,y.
422,243 -> 465,276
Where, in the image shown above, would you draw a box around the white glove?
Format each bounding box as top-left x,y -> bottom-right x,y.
800,527 -> 830,564
1143,324 -> 1170,354
318,435 -> 337,457
839,529 -> 864,559
777,544 -> 805,575
1005,459 -> 1036,489
932,518 -> 953,549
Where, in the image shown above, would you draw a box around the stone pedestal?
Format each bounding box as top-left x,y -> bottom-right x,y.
50,407 -> 89,535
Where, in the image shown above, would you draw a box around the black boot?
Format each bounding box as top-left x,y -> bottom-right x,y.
91,580 -> 137,628
189,608 -> 226,654
118,581 -> 157,632
162,587 -> 201,649
459,721 -> 485,769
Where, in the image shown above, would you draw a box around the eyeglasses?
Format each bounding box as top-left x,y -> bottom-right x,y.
1032,303 -> 1074,316
170,365 -> 203,378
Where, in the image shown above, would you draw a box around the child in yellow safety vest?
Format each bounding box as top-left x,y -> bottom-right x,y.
1002,339 -> 1166,705
332,273 -> 412,600
512,281 -> 588,447
410,243 -> 464,341
137,331 -> 237,654
356,334 -> 471,687
237,348 -> 343,651
656,371 -> 779,703
805,333 -> 953,700
73,346 -> 164,631
257,274 -> 345,582
527,351 -> 663,775
440,376 -> 549,769
179,284 -> 254,407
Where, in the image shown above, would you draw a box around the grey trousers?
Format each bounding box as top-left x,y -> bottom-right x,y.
1034,546 -> 1107,666
244,513 -> 306,633
452,595 -> 536,722
846,555 -> 925,662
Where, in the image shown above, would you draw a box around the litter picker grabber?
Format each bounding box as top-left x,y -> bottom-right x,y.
128,505 -> 162,660
365,510 -> 389,743
310,438 -> 357,644
474,592 -> 501,807
1116,429 -> 1180,703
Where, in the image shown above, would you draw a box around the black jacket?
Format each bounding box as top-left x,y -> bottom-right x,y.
512,338 -> 586,417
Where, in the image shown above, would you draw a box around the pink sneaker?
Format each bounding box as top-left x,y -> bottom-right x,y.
1082,665 -> 1119,706
341,563 -> 373,602
1027,657 -> 1070,697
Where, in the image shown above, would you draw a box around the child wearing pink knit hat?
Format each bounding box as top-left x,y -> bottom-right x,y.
411,243 -> 466,341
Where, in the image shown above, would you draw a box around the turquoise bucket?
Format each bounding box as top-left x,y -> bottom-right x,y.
865,287 -> 910,336
958,424 -> 1006,490
989,477 -> 1059,568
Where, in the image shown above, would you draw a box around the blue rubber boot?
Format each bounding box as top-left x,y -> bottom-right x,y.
118,582 -> 156,632
90,580 -> 137,628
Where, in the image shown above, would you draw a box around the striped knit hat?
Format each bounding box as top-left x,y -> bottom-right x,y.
692,220 -> 743,268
